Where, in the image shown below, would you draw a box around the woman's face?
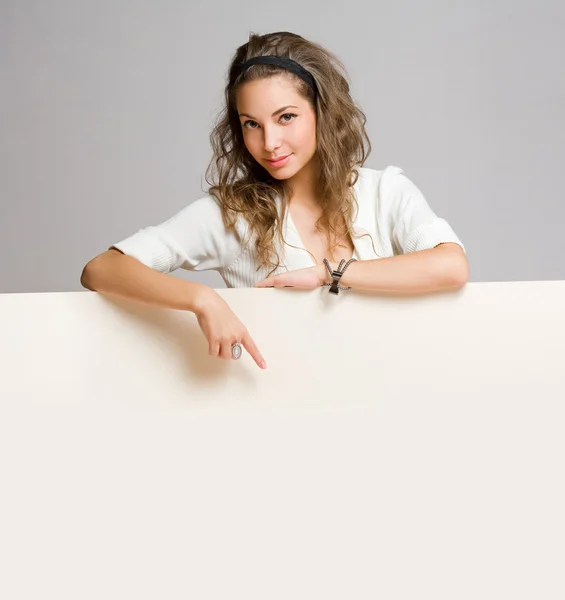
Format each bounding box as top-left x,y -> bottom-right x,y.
235,75 -> 317,181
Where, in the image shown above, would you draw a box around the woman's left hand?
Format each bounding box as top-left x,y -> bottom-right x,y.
254,263 -> 331,290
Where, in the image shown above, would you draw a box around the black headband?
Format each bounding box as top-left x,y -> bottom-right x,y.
229,55 -> 318,98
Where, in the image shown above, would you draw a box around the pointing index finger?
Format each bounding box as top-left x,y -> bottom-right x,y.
241,331 -> 267,369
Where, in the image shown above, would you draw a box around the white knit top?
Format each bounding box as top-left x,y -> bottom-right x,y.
111,165 -> 466,288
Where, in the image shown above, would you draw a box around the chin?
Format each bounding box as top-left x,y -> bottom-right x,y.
266,164 -> 303,181
268,171 -> 294,181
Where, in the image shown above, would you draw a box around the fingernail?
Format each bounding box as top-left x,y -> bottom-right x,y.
261,361 -> 267,369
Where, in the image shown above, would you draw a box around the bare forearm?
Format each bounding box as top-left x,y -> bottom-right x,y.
80,251 -> 212,313
326,245 -> 469,294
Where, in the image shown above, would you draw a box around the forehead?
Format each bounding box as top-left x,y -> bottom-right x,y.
235,75 -> 306,111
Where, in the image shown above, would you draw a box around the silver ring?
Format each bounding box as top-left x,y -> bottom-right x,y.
231,342 -> 242,360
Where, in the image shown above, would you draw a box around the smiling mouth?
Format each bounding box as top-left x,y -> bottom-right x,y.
266,154 -> 292,165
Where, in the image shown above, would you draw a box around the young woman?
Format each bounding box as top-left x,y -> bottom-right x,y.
81,31 -> 468,369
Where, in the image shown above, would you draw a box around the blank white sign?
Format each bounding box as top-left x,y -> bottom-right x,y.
1,282 -> 564,599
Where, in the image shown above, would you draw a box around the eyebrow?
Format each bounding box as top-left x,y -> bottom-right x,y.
238,105 -> 299,120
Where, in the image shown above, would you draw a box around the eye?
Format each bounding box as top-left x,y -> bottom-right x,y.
280,113 -> 297,123
242,120 -> 259,129
242,113 -> 298,130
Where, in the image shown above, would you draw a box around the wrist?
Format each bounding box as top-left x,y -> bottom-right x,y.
319,260 -> 338,285
190,284 -> 222,316
318,262 -> 334,285
321,257 -> 358,293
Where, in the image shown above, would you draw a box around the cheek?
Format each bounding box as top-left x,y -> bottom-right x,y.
300,118 -> 316,147
296,120 -> 316,150
242,133 -> 258,156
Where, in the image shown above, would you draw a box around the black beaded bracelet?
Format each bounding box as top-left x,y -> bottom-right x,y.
322,258 -> 357,294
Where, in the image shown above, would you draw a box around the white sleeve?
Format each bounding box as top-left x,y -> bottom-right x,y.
110,195 -> 243,274
379,166 -> 466,255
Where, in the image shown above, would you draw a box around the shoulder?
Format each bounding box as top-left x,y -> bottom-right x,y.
353,165 -> 406,198
151,192 -> 243,257
167,193 -> 223,222
162,192 -> 249,237
352,166 -> 412,216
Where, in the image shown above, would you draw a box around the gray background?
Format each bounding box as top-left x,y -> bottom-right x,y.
1,0 -> 564,293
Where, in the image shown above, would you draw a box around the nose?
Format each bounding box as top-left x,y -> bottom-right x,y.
263,124 -> 282,153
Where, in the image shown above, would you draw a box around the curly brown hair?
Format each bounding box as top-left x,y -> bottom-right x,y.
205,31 -> 372,276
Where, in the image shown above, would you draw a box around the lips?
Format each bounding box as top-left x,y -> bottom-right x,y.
266,154 -> 292,167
